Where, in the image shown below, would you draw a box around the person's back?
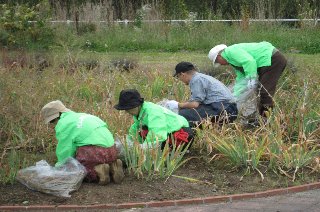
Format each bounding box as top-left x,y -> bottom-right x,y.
222,41 -> 275,70
189,72 -> 234,104
55,111 -> 114,165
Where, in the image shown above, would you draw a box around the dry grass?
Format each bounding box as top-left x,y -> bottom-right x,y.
0,50 -> 319,184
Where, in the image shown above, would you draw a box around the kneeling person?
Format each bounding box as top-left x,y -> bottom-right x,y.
40,100 -> 124,185
114,89 -> 194,149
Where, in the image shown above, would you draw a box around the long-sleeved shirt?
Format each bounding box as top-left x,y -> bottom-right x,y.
221,41 -> 275,97
55,111 -> 114,166
128,102 -> 189,144
189,72 -> 235,104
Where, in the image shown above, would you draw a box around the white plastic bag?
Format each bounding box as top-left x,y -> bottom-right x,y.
115,137 -> 126,160
157,99 -> 179,114
236,88 -> 258,118
16,157 -> 87,198
229,80 -> 258,119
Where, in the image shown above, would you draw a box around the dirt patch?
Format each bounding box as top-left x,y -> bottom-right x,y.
0,153 -> 319,206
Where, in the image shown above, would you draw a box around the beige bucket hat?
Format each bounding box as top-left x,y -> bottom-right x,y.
41,100 -> 71,124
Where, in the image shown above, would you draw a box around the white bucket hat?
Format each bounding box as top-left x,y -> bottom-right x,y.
41,100 -> 71,123
208,44 -> 227,67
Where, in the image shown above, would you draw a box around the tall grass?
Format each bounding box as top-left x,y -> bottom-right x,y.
122,138 -> 191,179
194,66 -> 320,181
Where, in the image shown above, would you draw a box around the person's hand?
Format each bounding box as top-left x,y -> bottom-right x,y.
165,100 -> 179,111
247,78 -> 258,90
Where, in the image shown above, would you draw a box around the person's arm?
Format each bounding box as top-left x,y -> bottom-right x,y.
224,48 -> 258,79
128,121 -> 143,143
144,111 -> 168,144
179,77 -> 205,109
178,101 -> 199,109
55,132 -> 76,166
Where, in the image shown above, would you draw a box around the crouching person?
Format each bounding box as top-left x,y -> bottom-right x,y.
172,61 -> 238,128
40,100 -> 124,185
114,89 -> 194,150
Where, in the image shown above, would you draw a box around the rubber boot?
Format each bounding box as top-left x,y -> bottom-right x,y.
94,164 -> 110,185
110,159 -> 125,184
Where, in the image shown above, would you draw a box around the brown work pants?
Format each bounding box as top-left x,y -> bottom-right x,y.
258,51 -> 287,116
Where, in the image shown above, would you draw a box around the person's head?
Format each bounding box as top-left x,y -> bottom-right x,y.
114,89 -> 144,116
208,44 -> 228,67
40,100 -> 71,125
173,61 -> 196,85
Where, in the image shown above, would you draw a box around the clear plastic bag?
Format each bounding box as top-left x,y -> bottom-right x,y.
229,79 -> 258,120
236,88 -> 258,118
115,137 -> 126,160
16,157 -> 87,198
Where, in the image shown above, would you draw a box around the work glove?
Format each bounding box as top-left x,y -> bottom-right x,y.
165,100 -> 179,111
247,78 -> 258,90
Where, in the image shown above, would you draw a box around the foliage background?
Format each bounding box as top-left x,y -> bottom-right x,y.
0,0 -> 319,20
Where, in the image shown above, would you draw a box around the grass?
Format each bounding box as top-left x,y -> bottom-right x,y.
0,47 -> 319,185
47,22 -> 320,54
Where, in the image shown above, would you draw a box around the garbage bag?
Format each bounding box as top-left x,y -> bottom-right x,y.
236,88 -> 258,118
16,157 -> 87,198
229,80 -> 258,119
157,99 -> 179,114
115,137 -> 126,160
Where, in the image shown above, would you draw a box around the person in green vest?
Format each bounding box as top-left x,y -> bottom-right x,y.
114,89 -> 194,149
208,41 -> 287,118
40,100 -> 124,185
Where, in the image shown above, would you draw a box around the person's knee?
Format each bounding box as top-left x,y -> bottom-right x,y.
179,109 -> 199,122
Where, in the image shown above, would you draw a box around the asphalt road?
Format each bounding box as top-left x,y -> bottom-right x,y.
123,189 -> 320,212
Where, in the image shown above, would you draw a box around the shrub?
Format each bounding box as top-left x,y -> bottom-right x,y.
0,2 -> 54,49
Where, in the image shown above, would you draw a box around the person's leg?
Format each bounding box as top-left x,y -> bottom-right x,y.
182,126 -> 194,150
210,102 -> 238,124
94,164 -> 110,185
223,102 -> 238,123
165,127 -> 194,151
76,145 -> 121,184
179,105 -> 213,127
110,159 -> 125,184
258,51 -> 287,116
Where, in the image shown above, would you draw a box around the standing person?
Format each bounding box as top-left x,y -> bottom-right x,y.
114,89 -> 194,149
208,41 -> 287,117
40,100 -> 124,185
168,61 -> 237,127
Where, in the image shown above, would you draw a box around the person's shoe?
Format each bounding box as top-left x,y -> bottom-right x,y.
94,164 -> 110,185
110,159 -> 125,184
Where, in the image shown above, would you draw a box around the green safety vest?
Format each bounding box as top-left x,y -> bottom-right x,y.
128,102 -> 189,144
221,41 -> 275,97
55,111 -> 114,166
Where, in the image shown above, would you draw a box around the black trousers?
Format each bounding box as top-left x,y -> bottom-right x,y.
179,102 -> 238,128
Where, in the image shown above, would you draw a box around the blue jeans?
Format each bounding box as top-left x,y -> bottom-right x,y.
179,102 -> 238,128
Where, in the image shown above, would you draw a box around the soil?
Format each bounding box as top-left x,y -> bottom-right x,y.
0,152 -> 319,206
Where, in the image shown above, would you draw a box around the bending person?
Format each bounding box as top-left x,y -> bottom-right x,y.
168,61 -> 237,128
208,41 -> 287,117
40,100 -> 124,185
114,89 -> 194,150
